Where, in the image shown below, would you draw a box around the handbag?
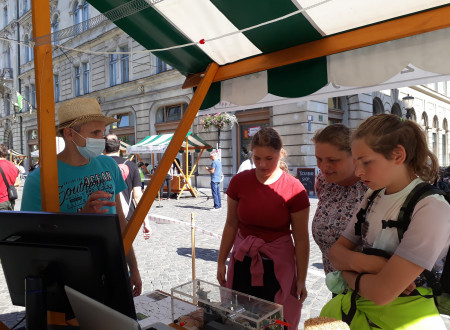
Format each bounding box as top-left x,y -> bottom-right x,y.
0,166 -> 18,200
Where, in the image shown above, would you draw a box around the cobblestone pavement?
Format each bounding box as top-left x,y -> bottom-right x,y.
1,184 -> 448,329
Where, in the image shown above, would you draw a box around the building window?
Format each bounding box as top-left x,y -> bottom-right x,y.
110,112 -> 136,145
443,134 -> 447,166
83,62 -> 90,94
156,56 -> 167,74
372,97 -> 384,115
54,74 -> 60,102
25,86 -> 30,106
5,95 -> 10,116
82,0 -> 89,31
156,104 -> 188,123
6,47 -> 11,69
112,112 -> 134,129
432,115 -> 439,156
28,129 -> 38,140
24,35 -> 30,62
328,97 -> 344,124
74,66 -> 81,96
31,84 -> 36,107
120,46 -> 129,83
109,54 -> 118,86
443,119 -> 448,166
391,103 -> 402,117
23,0 -> 30,13
51,15 -> 59,45
3,6 -> 7,28
73,2 -> 80,27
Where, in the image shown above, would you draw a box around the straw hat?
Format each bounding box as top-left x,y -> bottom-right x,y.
57,98 -> 118,132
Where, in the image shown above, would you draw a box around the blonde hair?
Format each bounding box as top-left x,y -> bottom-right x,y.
312,124 -> 352,154
352,114 -> 439,182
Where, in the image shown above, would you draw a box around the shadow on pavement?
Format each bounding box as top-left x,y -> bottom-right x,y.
177,247 -> 218,262
175,205 -> 211,210
0,311 -> 25,329
312,262 -> 324,270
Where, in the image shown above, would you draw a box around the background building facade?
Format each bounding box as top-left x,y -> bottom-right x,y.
0,0 -> 449,189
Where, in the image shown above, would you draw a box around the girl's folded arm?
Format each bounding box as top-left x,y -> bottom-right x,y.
329,236 -> 388,274
355,255 -> 424,305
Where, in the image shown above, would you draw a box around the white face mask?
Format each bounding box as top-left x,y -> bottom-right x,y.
72,129 -> 105,159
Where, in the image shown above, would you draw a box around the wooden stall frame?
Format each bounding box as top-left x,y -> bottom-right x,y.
21,3 -> 450,329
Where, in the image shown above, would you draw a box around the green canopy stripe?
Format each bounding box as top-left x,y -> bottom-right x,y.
199,82 -> 221,110
127,133 -> 212,154
268,57 -> 328,98
211,0 -> 322,53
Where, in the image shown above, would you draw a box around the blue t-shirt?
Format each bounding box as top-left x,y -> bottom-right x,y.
211,159 -> 222,183
21,155 -> 126,213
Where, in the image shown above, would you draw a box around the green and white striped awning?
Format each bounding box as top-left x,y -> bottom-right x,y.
127,132 -> 212,154
88,0 -> 450,110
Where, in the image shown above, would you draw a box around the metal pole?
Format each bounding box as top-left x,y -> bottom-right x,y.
191,212 -> 196,282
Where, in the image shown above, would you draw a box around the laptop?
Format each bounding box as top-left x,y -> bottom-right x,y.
65,286 -> 174,330
65,285 -> 141,330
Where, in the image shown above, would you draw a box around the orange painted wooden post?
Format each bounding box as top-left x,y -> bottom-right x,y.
31,0 -> 62,325
123,62 -> 219,253
31,0 -> 59,212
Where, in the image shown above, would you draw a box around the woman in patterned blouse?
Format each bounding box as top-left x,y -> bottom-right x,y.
312,124 -> 367,275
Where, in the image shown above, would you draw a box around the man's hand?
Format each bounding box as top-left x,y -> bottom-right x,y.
80,191 -> 115,214
129,268 -> 142,296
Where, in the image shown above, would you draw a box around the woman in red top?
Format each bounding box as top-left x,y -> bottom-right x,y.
217,127 -> 310,329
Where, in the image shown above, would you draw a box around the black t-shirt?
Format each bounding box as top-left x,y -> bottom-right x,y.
111,156 -> 141,220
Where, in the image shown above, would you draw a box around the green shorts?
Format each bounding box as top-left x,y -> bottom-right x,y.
320,287 -> 446,329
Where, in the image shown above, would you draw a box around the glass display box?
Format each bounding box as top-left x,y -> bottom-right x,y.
171,279 -> 284,330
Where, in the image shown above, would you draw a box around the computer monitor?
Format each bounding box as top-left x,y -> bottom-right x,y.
0,211 -> 137,326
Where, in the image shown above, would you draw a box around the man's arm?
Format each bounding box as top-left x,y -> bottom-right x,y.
115,194 -> 143,296
205,162 -> 215,174
205,166 -> 215,174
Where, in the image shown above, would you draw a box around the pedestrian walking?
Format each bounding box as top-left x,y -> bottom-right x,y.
205,150 -> 222,209
104,134 -> 151,239
0,145 -> 20,211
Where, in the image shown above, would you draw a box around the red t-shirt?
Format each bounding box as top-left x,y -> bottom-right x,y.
0,159 -> 19,203
226,169 -> 310,242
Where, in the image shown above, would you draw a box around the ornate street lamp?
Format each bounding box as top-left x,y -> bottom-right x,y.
402,94 -> 414,120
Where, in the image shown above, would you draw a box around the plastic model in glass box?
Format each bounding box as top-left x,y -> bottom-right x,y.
170,279 -> 284,330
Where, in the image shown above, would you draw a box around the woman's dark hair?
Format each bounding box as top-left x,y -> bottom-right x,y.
0,144 -> 9,158
312,124 -> 352,153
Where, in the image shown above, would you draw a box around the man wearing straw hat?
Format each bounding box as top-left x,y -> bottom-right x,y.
21,97 -> 142,296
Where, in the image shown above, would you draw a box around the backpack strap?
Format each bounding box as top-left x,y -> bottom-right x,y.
382,182 -> 445,242
355,189 -> 382,236
381,182 -> 449,295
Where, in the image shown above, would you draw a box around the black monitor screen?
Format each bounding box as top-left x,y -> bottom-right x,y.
0,211 -> 136,320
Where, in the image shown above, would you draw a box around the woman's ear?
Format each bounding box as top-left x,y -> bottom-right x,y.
392,145 -> 407,164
